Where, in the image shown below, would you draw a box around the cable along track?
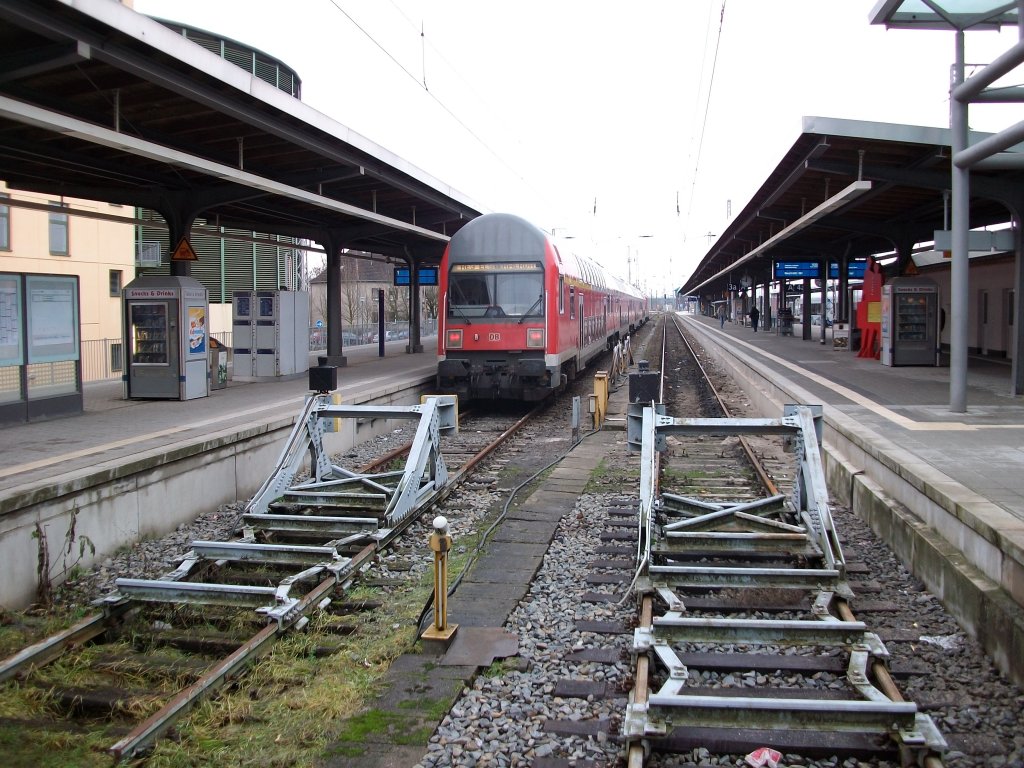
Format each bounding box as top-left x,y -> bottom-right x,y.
623,320 -> 946,767
0,394 -> 538,762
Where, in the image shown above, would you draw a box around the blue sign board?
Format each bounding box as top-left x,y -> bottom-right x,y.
774,261 -> 820,279
775,261 -> 867,280
394,267 -> 439,287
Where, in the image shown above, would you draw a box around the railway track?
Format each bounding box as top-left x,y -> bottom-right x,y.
0,393 -> 544,762
2,314 -> 962,766
623,316 -> 946,767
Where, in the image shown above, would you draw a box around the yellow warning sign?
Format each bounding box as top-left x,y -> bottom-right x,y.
903,260 -> 919,276
171,238 -> 198,262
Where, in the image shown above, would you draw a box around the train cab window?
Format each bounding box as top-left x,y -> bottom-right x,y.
569,286 -> 576,319
449,274 -> 490,308
448,262 -> 544,319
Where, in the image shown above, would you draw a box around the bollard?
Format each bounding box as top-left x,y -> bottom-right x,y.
421,515 -> 458,644
593,371 -> 608,428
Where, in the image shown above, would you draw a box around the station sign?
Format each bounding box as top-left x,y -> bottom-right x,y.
774,261 -> 868,280
830,261 -> 867,279
394,266 -> 439,286
773,261 -> 820,279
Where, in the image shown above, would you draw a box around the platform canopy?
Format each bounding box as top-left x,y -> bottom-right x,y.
0,0 -> 485,262
678,116 -> 1024,296
869,0 -> 1021,31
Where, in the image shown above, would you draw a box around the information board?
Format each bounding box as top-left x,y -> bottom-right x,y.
829,261 -> 868,279
0,274 -> 22,366
776,261 -> 867,280
394,266 -> 439,286
773,261 -> 820,279
26,274 -> 78,363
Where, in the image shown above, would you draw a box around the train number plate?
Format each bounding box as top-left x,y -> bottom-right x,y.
488,332 -> 501,341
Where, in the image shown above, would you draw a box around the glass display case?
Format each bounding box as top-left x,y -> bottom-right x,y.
129,302 -> 169,365
894,294 -> 929,342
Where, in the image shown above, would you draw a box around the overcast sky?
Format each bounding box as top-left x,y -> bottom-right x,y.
133,0 -> 1019,294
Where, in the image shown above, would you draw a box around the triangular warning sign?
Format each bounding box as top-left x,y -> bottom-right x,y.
171,237 -> 198,262
903,260 -> 919,276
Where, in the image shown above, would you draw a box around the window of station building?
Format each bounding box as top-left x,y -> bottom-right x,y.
0,194 -> 8,251
48,201 -> 69,256
109,269 -> 123,297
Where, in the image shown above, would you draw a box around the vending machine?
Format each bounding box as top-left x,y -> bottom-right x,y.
123,275 -> 210,399
232,290 -> 255,379
232,290 -> 309,381
880,276 -> 940,367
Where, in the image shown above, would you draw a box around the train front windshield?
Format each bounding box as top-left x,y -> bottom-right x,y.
447,261 -> 544,319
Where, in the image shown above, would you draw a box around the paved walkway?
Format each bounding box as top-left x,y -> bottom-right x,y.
321,389 -> 629,768
0,341 -> 436,495
684,313 -> 1024,521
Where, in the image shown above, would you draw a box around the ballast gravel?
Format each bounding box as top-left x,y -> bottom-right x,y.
48,413 -> 1024,767
412,491 -> 1024,768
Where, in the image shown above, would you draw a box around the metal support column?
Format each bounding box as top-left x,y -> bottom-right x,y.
950,30 -> 970,412
318,232 -> 347,367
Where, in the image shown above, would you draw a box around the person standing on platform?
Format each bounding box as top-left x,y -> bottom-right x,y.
749,306 -> 760,332
718,304 -> 726,328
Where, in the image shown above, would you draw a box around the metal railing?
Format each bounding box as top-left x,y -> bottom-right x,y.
81,332 -> 236,383
82,323 -> 439,383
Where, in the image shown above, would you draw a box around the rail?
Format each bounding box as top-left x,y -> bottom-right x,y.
625,402 -> 945,764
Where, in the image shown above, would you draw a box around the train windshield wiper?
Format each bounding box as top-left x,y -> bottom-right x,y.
517,295 -> 544,324
450,303 -> 472,325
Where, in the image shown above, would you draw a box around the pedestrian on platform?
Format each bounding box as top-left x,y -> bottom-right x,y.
749,306 -> 760,333
717,305 -> 726,328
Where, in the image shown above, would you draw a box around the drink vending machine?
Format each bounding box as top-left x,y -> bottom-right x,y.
232,290 -> 309,380
123,275 -> 210,399
880,276 -> 940,366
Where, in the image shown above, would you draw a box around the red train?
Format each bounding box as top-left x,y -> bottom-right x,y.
437,213 -> 648,401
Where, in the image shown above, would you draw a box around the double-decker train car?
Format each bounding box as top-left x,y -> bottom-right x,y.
437,212 -> 648,401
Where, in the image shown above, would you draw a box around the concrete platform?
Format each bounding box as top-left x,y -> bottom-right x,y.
0,341 -> 437,608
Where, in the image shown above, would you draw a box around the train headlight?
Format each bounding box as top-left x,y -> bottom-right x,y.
446,329 -> 463,349
526,328 -> 545,348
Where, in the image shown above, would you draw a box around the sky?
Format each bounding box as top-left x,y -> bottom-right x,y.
132,0 -> 1020,295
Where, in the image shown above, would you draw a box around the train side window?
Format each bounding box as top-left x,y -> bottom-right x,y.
558,276 -> 564,314
569,286 -> 575,320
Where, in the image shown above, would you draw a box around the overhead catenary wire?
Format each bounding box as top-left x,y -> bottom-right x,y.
683,0 -> 728,236
329,0 -> 549,206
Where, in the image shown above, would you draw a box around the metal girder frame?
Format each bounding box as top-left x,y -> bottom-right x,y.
637,404 -> 844,572
627,404 -> 946,759
0,94 -> 452,244
111,395 -> 457,624
246,394 -> 457,527
107,542 -> 376,762
626,616 -> 945,752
